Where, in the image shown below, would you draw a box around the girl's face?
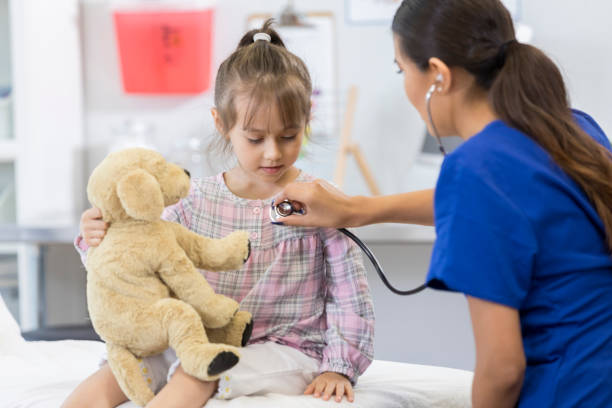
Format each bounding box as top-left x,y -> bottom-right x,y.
217,94 -> 305,185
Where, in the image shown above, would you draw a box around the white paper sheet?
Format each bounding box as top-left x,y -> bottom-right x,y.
0,339 -> 472,408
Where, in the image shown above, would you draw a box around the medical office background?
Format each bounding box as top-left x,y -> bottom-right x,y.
0,0 -> 611,372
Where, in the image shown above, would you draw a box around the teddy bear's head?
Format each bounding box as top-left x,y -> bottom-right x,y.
87,148 -> 191,223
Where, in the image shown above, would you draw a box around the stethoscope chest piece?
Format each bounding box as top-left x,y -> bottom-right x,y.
270,199 -> 305,222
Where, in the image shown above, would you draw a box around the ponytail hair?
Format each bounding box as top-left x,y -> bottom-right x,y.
213,18 -> 312,135
491,42 -> 612,252
392,0 -> 612,252
237,19 -> 286,49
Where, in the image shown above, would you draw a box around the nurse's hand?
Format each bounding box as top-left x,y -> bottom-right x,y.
80,207 -> 108,247
274,180 -> 364,228
274,182 -> 435,228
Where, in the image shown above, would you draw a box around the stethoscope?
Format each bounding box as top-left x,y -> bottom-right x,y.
270,200 -> 428,296
426,79 -> 448,156
268,82 -> 447,296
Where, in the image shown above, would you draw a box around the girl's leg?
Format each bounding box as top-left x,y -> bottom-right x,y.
213,343 -> 320,400
61,363 -> 128,408
145,365 -> 218,408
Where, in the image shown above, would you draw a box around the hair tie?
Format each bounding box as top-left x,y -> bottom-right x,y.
500,39 -> 518,53
253,32 -> 272,43
496,39 -> 518,68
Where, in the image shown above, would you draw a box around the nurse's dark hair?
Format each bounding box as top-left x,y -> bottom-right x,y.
393,0 -> 612,253
210,19 -> 312,156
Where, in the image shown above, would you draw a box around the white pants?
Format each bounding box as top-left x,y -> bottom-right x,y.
103,343 -> 320,400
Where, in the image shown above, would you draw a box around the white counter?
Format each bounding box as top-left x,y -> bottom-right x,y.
353,223 -> 436,244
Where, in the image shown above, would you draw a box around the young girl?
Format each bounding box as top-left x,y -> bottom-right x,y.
63,20 -> 374,408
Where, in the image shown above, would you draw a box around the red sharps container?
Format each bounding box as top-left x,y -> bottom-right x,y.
112,0 -> 215,94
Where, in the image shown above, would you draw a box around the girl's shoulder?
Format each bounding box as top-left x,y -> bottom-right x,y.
163,175 -> 226,224
188,173 -> 232,203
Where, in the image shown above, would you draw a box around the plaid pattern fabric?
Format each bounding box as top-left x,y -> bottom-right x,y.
162,173 -> 375,383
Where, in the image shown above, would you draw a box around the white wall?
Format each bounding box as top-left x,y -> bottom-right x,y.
365,243 -> 474,370
522,1 -> 612,134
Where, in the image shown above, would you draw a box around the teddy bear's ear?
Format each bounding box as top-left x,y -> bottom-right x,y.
116,169 -> 164,221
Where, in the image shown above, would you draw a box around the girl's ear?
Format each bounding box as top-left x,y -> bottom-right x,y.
211,108 -> 226,136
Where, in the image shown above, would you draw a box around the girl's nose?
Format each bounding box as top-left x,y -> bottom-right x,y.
263,140 -> 282,161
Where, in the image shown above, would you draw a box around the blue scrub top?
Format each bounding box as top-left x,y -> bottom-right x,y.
427,110 -> 612,407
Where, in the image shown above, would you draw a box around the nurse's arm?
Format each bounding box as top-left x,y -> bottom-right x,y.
276,180 -> 434,228
467,296 -> 526,408
356,189 -> 434,226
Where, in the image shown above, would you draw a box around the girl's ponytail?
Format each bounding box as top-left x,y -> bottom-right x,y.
491,42 -> 612,252
237,19 -> 286,49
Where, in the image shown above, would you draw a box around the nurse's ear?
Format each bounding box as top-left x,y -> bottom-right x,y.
427,57 -> 451,94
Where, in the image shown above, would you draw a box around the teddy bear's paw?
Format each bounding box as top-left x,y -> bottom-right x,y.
180,344 -> 240,381
244,240 -> 251,263
241,318 -> 253,347
204,311 -> 252,347
200,295 -> 240,328
208,351 -> 240,376
230,310 -> 253,347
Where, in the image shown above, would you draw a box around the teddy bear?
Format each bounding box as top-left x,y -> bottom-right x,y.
85,147 -> 253,406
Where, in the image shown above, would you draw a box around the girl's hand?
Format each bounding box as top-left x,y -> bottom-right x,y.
80,207 -> 108,247
304,372 -> 354,403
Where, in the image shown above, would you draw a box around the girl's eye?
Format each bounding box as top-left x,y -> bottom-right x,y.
282,134 -> 298,141
247,138 -> 263,144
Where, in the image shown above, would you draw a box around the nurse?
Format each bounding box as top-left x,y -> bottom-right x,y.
276,0 -> 612,407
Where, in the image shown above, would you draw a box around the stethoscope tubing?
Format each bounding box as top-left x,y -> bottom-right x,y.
271,200 -> 428,296
338,228 -> 427,296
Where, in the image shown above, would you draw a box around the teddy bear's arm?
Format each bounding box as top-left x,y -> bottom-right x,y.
165,221 -> 250,271
157,248 -> 240,328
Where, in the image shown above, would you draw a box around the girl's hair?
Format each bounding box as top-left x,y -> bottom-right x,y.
210,19 -> 312,156
392,0 -> 612,253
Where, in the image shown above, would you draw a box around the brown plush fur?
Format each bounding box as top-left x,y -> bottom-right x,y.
85,148 -> 252,406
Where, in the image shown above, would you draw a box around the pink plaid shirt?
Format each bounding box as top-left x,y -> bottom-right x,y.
77,172 -> 374,383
